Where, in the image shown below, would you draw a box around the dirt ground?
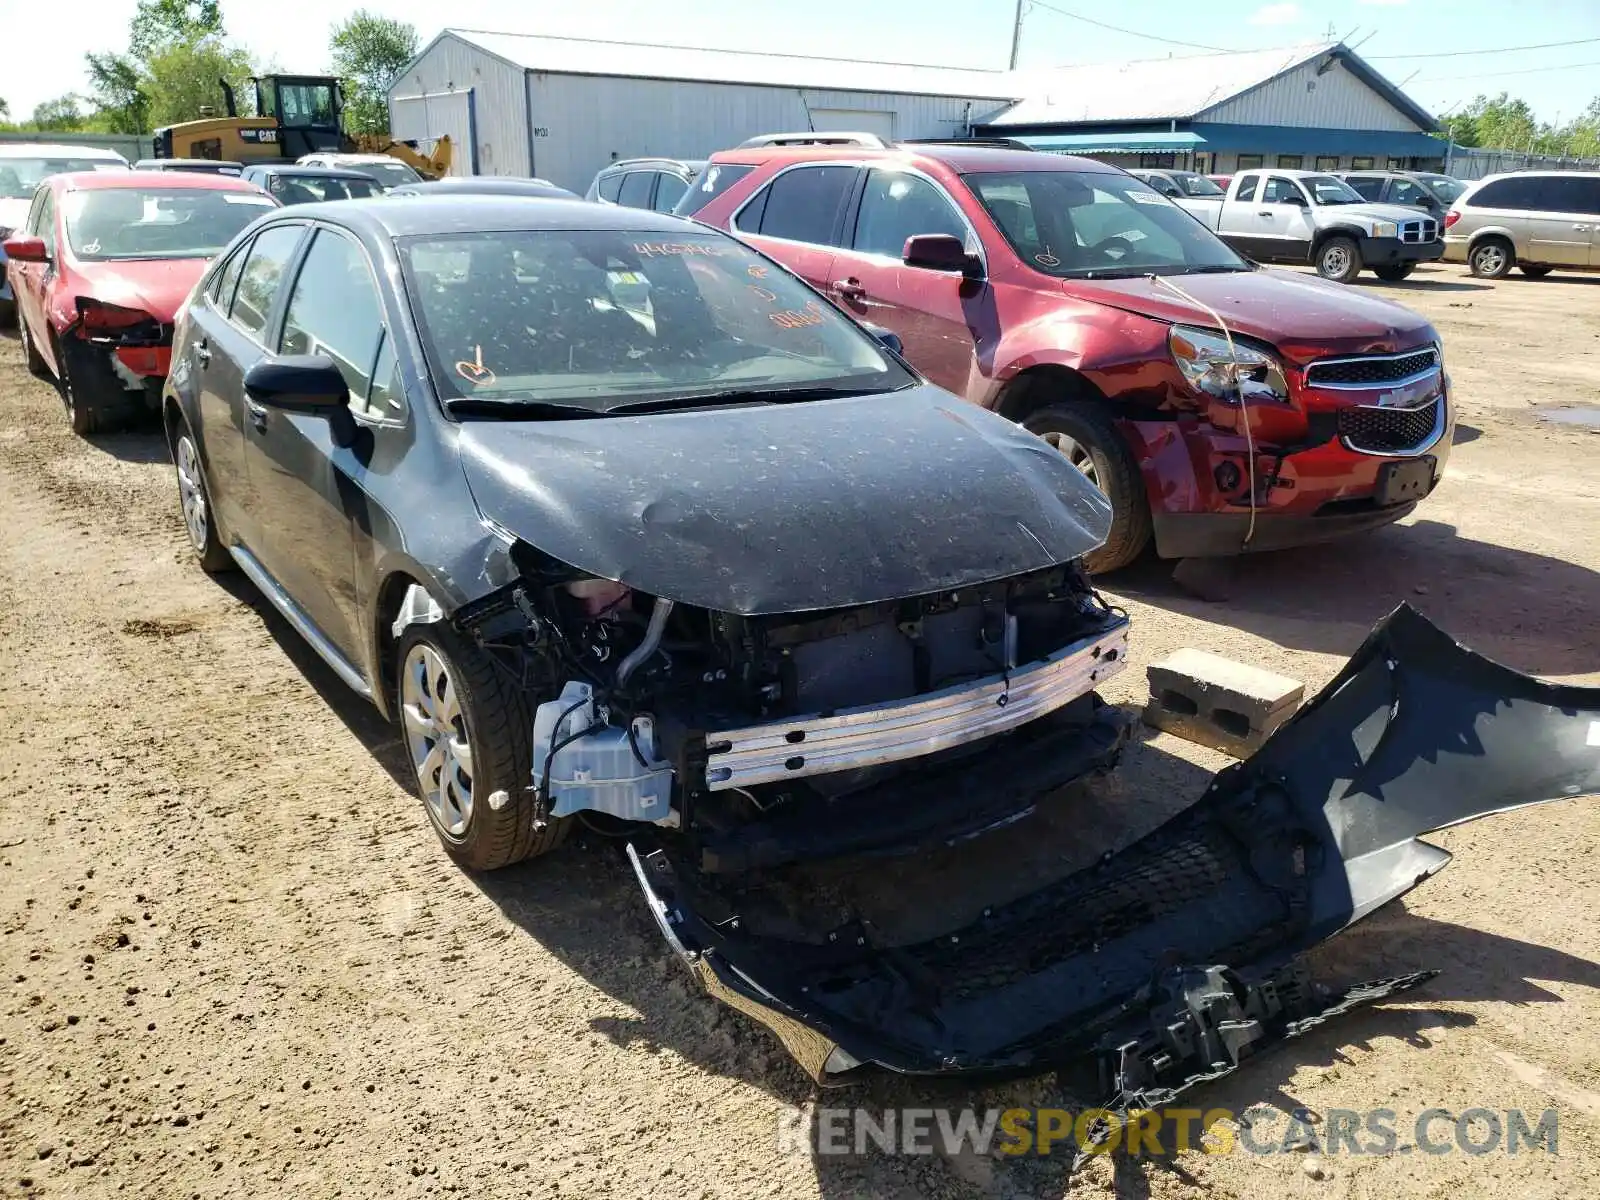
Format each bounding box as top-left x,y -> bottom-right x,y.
2,263 -> 1598,1200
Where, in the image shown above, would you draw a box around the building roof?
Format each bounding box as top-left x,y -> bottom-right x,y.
987,42 -> 1436,132
434,28 -> 1021,100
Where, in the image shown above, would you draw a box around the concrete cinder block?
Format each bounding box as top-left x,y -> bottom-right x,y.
1143,648 -> 1305,758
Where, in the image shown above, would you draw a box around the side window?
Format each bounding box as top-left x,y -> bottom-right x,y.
747,165 -> 857,245
852,170 -> 968,259
1345,177 -> 1384,201
1152,176 -> 1183,198
24,189 -> 49,238
1471,177 -> 1540,210
616,171 -> 655,209
1261,176 -> 1303,204
652,172 -> 689,213
210,239 -> 251,310
596,172 -> 623,202
1389,179 -> 1427,206
278,228 -> 386,412
29,192 -> 57,256
1540,176 -> 1600,216
229,224 -> 305,340
1234,174 -> 1259,203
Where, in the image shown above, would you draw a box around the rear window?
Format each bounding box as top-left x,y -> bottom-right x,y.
736,165 -> 857,245
1540,176 -> 1600,216
63,187 -> 277,260
673,162 -> 753,216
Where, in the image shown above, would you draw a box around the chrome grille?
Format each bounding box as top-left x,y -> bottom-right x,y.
1305,348 -> 1438,388
1339,397 -> 1441,454
1399,219 -> 1438,243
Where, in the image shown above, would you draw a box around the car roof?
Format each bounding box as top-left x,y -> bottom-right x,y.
0,143 -> 127,161
56,169 -> 265,192
1472,169 -> 1600,183
710,143 -> 1111,174
390,177 -> 578,198
303,153 -> 403,164
135,158 -> 245,169
603,158 -> 705,172
270,194 -> 714,238
248,165 -> 378,179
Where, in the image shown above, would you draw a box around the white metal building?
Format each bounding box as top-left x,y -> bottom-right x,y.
978,43 -> 1447,174
387,30 -> 1019,192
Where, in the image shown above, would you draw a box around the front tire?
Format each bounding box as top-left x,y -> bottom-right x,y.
171,420 -> 234,574
398,621 -> 570,870
1469,237 -> 1514,279
1315,236 -> 1363,283
1022,402 -> 1151,573
1372,263 -> 1415,282
19,315 -> 49,378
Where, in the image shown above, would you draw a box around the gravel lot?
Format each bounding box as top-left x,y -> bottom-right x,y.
2,264 -> 1598,1199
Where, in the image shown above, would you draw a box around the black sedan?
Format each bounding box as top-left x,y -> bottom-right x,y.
160,197 -> 1584,1093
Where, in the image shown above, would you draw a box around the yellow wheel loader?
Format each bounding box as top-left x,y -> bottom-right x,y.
151,75 -> 451,180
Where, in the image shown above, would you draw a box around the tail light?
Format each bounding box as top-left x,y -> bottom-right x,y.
1443,210 -> 1460,230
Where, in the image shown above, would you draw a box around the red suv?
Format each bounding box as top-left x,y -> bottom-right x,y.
690,143 -> 1452,571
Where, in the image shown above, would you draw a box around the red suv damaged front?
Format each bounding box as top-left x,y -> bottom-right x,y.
689,145 -> 1451,570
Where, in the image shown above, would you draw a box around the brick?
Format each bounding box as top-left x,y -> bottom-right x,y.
1143,648 -> 1305,758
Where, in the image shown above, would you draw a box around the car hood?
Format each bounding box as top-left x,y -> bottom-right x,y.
1063,269 -> 1435,362
69,257 -> 211,322
456,385 -> 1113,616
1320,201 -> 1430,226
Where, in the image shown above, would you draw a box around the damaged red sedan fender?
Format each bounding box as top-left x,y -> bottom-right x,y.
3,169 -> 276,435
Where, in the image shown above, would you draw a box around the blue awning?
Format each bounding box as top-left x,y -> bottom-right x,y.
1013,131 -> 1207,154
1187,124 -> 1448,157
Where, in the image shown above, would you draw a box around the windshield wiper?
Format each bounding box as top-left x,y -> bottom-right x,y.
1185,263 -> 1254,273
601,384 -> 894,414
446,397 -> 602,419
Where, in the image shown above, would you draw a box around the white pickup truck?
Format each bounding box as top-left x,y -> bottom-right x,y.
1169,168 -> 1445,283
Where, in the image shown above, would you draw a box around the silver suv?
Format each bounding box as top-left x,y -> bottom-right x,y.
585,158 -> 704,214
1443,171 -> 1600,278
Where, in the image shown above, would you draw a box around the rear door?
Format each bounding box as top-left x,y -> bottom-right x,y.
246,225 -> 392,663
829,167 -> 984,397
181,235 -> 255,538
729,163 -> 860,291
1530,176 -> 1598,266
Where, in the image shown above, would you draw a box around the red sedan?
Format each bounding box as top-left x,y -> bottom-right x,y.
3,170 -> 276,434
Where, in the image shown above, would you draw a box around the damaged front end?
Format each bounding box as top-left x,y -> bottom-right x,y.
66,297 -> 172,410
626,605 -> 1598,1096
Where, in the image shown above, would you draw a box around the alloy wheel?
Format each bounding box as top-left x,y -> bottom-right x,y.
175,435 -> 209,552
1475,244 -> 1508,276
1039,430 -> 1102,490
401,644 -> 475,838
1321,245 -> 1351,277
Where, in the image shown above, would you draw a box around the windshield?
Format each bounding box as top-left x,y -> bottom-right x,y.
268,174 -> 380,203
1169,170 -> 1224,197
963,170 -> 1248,278
1419,174 -> 1466,204
400,229 -> 914,412
358,161 -> 421,189
63,188 -> 276,261
0,157 -> 126,199
275,82 -> 337,128
1303,175 -> 1366,205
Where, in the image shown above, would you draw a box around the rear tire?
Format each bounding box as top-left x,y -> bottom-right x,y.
170,419 -> 234,574
1372,263 -> 1415,282
1315,236 -> 1363,284
1022,402 -> 1151,574
397,621 -> 570,870
1519,264 -> 1553,278
1468,237 -> 1514,279
0,298 -> 14,329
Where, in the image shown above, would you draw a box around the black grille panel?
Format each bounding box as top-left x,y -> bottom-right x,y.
1400,219 -> 1438,244
1306,349 -> 1438,387
1338,397 -> 1440,453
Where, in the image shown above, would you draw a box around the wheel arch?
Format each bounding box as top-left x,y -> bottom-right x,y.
369,568 -> 434,721
992,363 -> 1109,426
1310,225 -> 1366,256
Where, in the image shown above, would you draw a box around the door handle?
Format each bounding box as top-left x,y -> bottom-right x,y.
831,278 -> 865,300
193,338 -> 211,366
245,398 -> 268,431
1576,224 -> 1591,232
1257,210 -> 1274,217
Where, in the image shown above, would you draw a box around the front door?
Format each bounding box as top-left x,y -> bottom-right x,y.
13,189 -> 57,371
827,167 -> 988,398
1251,175 -> 1316,261
245,226 -> 391,665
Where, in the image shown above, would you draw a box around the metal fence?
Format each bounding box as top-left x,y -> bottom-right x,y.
0,131 -> 152,163
1444,144 -> 1600,180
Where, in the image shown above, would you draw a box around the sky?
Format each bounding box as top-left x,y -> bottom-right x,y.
5,0 -> 1599,127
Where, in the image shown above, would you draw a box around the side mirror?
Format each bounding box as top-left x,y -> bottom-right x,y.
1283,193 -> 1308,207
244,354 -> 357,446
2,235 -> 50,263
860,323 -> 904,357
903,233 -> 982,277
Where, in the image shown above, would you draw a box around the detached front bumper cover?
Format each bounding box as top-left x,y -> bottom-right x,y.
630,605 -> 1598,1095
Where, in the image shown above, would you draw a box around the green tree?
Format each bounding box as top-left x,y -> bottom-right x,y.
85,52 -> 152,134
30,95 -> 88,131
0,97 -> 10,121
1438,111 -> 1479,147
330,11 -> 416,135
143,37 -> 256,128
130,0 -> 224,58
